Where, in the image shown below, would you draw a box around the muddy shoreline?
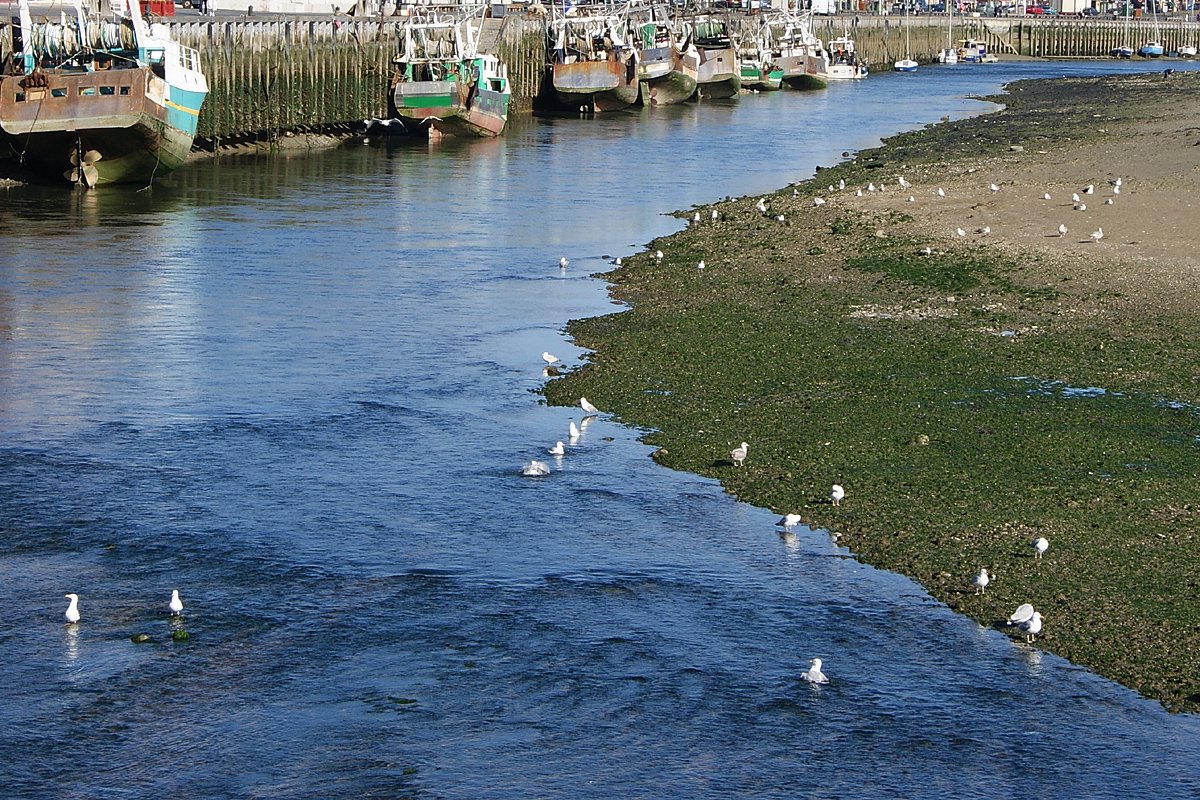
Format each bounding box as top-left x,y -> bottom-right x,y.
546,71 -> 1200,713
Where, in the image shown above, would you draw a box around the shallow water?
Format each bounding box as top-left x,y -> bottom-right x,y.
3,61 -> 1200,798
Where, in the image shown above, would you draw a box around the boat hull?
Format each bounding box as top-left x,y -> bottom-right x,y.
0,67 -> 201,185
740,63 -> 784,91
638,47 -> 699,106
696,47 -> 741,100
550,60 -> 639,112
893,59 -> 919,72
392,79 -> 508,137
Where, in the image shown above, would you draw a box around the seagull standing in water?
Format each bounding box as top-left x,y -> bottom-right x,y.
1030,537 -> 1049,558
730,442 -> 749,467
568,419 -> 581,441
64,593 -> 80,624
542,352 -> 560,367
169,589 -> 184,616
972,568 -> 990,595
579,397 -> 599,415
559,257 -> 569,270
802,658 -> 829,684
777,513 -> 802,531
829,484 -> 845,506
1020,611 -> 1044,643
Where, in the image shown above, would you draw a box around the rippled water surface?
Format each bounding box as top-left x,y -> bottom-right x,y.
3,61 -> 1200,798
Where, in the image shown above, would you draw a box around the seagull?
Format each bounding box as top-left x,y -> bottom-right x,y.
976,226 -> 991,235
1008,603 -> 1035,626
1075,203 -> 1087,212
990,183 -> 1000,192
868,182 -> 876,192
937,187 -> 946,198
829,484 -> 845,506
777,513 -> 802,531
693,211 -> 701,223
1030,537 -> 1049,558
568,419 -> 581,439
775,214 -> 786,222
697,260 -> 705,272
920,246 -> 933,255
1091,227 -> 1104,242
521,460 -> 550,477
655,250 -> 664,263
838,178 -> 846,190
579,397 -> 599,415
972,568 -> 990,595
1103,198 -> 1114,205
169,589 -> 183,616
1043,192 -> 1052,201
730,442 -> 749,467
1020,611 -> 1044,643
64,593 -> 80,624
956,227 -> 967,237
559,257 -> 569,270
855,189 -> 863,197
907,196 -> 915,203
548,441 -> 565,456
898,176 -> 910,188
1058,223 -> 1068,237
542,351 -> 559,366
1083,184 -> 1094,194
1113,177 -> 1123,188
1072,192 -> 1081,203
802,657 -> 829,684
813,197 -> 826,207
1112,185 -> 1121,195
756,198 -> 768,214
711,208 -> 719,221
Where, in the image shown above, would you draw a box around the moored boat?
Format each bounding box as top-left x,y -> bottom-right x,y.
0,0 -> 208,186
893,58 -> 919,72
692,17 -> 741,100
1139,41 -> 1164,57
547,14 -> 640,113
767,11 -> 827,90
391,14 -> 511,138
633,10 -> 699,106
825,35 -> 868,80
1180,45 -> 1198,58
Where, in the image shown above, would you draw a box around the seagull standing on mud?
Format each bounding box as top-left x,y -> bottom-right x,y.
1058,223 -> 1068,238
579,397 -> 599,415
1008,603 -> 1035,626
802,658 -> 829,684
730,442 -> 749,467
655,250 -> 664,263
973,568 -> 990,595
829,484 -> 845,506
1030,537 -> 1049,558
1020,611 -> 1044,643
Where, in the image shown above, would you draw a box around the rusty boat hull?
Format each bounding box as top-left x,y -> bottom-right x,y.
549,60 -> 640,112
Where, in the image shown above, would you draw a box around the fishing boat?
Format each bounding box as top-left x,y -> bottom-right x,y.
767,11 -> 828,90
547,14 -> 640,113
391,14 -> 511,137
958,38 -> 995,63
0,0 -> 207,186
737,18 -> 783,90
633,9 -> 699,106
894,6 -> 918,72
825,35 -> 868,79
692,17 -> 741,100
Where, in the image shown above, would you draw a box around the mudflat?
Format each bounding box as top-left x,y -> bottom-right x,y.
547,70 -> 1200,713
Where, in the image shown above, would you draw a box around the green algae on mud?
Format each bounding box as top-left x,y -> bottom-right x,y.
545,73 -> 1200,714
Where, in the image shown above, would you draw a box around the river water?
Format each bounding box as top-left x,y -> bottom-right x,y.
2,60 -> 1199,798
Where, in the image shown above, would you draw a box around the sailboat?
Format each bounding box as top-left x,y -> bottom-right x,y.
1111,6 -> 1134,58
937,2 -> 959,64
894,6 -> 918,72
1139,4 -> 1164,57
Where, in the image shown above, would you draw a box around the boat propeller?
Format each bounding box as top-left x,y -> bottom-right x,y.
65,149 -> 103,188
